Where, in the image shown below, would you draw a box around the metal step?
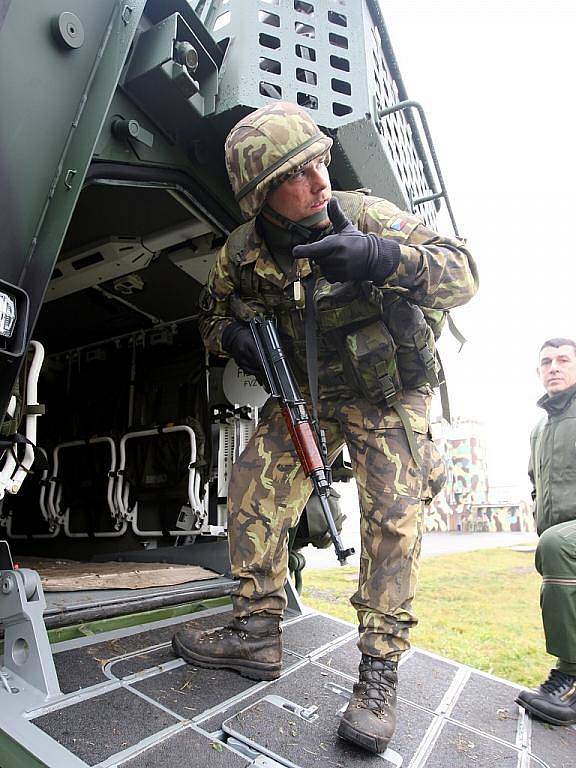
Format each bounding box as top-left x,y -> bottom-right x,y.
42,575 -> 237,630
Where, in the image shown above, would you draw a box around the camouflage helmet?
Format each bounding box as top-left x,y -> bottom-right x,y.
225,101 -> 333,220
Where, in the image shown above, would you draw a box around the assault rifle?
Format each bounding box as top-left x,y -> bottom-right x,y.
249,315 -> 355,566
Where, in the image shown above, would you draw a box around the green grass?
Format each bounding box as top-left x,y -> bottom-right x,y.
302,547 -> 550,687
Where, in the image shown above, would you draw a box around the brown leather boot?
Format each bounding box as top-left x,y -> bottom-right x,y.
337,655 -> 398,754
171,614 -> 282,681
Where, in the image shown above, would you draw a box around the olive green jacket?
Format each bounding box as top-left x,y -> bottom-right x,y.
529,383 -> 576,534
199,191 -> 478,433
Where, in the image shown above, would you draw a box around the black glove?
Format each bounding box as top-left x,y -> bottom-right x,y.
221,322 -> 262,376
292,196 -> 401,284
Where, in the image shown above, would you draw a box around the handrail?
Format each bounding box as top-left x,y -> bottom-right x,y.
378,100 -> 460,238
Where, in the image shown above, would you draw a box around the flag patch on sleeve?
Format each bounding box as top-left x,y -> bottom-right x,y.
389,217 -> 408,231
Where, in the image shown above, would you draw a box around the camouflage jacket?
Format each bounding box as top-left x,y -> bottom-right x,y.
199,191 -> 478,433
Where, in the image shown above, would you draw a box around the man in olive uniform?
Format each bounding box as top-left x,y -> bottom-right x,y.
516,339 -> 576,725
172,101 -> 478,753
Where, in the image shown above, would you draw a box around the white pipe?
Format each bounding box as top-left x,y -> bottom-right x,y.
25,447 -> 61,539
10,341 -> 45,492
32,455 -> 61,539
5,510 -> 28,540
49,437 -> 127,538
36,448 -> 57,533
62,508 -> 89,538
93,436 -> 127,538
0,449 -> 18,500
120,425 -> 199,537
6,395 -> 16,419
47,444 -> 63,524
115,434 -> 130,521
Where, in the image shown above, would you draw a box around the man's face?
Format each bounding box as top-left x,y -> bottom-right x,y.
538,345 -> 576,395
266,155 -> 331,226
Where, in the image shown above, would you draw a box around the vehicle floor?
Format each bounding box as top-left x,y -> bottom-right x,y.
3,607 -> 575,768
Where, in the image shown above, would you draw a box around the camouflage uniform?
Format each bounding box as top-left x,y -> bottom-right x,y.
199,108 -> 478,655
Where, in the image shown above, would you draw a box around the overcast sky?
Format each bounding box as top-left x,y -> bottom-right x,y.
381,0 -> 576,494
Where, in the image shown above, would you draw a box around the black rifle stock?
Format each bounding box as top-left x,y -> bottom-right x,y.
249,316 -> 355,566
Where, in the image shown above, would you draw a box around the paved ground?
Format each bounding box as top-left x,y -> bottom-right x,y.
421,530 -> 538,557
301,482 -> 538,570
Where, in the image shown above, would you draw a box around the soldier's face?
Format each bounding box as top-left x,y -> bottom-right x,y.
267,155 -> 331,226
538,345 -> 576,395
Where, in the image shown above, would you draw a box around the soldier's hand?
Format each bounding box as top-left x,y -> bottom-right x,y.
325,195 -> 358,236
221,321 -> 262,376
293,197 -> 400,284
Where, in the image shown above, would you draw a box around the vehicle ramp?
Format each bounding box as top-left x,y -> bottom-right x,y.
1,605 -> 574,768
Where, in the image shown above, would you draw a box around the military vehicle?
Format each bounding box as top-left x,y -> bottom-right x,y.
0,1 -> 572,766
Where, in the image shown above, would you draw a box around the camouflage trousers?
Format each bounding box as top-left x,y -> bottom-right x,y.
228,397 -> 445,659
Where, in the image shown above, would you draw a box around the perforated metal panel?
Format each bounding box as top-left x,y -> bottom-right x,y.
201,0 -> 438,227
217,422 -> 234,497
205,0 -> 362,119
235,418 -> 255,459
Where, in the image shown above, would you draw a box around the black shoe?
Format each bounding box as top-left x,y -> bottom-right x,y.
516,669 -> 576,725
337,655 -> 398,754
171,614 -> 282,681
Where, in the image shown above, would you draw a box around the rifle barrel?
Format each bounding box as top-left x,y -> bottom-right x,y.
249,316 -> 355,566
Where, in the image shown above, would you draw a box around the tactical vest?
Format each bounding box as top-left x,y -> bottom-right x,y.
226,190 -> 442,411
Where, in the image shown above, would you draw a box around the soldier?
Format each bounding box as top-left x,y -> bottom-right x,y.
516,338 -> 576,725
172,101 -> 478,753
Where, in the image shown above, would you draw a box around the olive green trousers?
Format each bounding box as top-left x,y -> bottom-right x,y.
535,519 -> 576,674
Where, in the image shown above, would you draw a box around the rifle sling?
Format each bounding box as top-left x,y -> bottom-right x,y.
391,403 -> 421,467
303,274 -> 324,456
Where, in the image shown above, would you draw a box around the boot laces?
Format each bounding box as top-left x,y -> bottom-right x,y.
541,669 -> 576,696
208,617 -> 278,642
354,680 -> 395,715
354,659 -> 397,716
206,626 -> 240,642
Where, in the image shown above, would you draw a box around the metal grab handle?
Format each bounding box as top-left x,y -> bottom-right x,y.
378,100 -> 460,238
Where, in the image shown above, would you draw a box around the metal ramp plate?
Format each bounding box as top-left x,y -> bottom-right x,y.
122,728 -> 251,767
1,611 -> 574,767
34,687 -> 178,764
222,695 -> 403,767
207,661 -> 433,766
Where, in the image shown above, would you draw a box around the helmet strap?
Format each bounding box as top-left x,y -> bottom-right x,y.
261,204 -> 329,238
258,205 -> 331,275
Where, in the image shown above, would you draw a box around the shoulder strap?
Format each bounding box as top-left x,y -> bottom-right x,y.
436,313 -> 467,424
446,312 -> 467,351
227,220 -> 257,266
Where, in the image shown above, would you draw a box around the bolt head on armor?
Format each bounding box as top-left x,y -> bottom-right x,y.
224,101 -> 333,220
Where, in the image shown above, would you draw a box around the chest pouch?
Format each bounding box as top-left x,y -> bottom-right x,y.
342,319 -> 401,406
380,293 -> 440,390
